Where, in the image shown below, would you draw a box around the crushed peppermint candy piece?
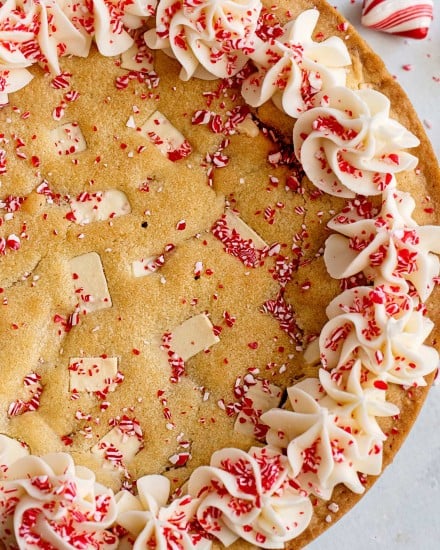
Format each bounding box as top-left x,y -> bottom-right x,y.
68,190 -> 131,224
168,451 -> 192,467
223,209 -> 268,249
212,208 -> 270,268
69,252 -> 112,314
7,373 -> 43,417
51,122 -> 87,155
139,110 -> 192,161
361,0 -> 434,39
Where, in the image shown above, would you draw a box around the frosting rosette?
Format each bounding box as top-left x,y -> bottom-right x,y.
0,37 -> 34,105
293,86 -> 420,197
188,446 -> 312,548
144,0 -> 262,80
324,189 -> 440,301
318,361 -> 400,440
0,0 -> 91,75
80,0 -> 151,57
320,285 -> 439,387
241,10 -> 351,118
0,452 -> 118,549
261,378 -> 383,500
0,0 -> 152,83
115,475 -> 210,550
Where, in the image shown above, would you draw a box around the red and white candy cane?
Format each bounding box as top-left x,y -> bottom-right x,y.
361,0 -> 434,39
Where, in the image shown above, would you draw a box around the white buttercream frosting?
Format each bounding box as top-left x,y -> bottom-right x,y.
319,285 -> 439,387
0,2 -> 439,547
0,66 -> 33,105
0,0 -> 91,74
0,0 -> 152,90
318,361 -> 400,440
116,475 -> 211,550
261,378 -> 383,500
0,453 -> 118,549
241,10 -> 351,118
293,86 -> 420,197
145,0 -> 262,80
0,435 -> 29,476
324,189 -> 440,301
188,446 -> 313,549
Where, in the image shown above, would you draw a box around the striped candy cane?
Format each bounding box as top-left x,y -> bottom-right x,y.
361,0 -> 434,39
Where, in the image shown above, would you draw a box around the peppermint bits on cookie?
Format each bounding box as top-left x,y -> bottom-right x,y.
361,0 -> 434,39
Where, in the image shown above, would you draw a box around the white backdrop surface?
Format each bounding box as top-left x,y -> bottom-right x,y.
308,1 -> 440,548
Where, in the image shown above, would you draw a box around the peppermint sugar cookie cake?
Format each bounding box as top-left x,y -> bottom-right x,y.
1,0 -> 440,548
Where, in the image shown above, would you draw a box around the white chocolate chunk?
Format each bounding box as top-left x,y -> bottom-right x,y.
69,252 -> 112,313
91,427 -> 142,469
169,314 -> 220,361
234,380 -> 282,437
224,209 -> 268,249
69,190 -> 131,225
69,357 -> 118,392
121,43 -> 154,73
236,115 -> 259,138
132,256 -> 161,277
51,122 -> 87,155
139,110 -> 192,161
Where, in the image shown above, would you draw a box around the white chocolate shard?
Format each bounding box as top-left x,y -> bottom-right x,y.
91,425 -> 142,469
234,380 -> 282,438
51,122 -> 87,155
121,43 -> 154,72
224,209 -> 268,249
236,115 -> 259,138
69,252 -> 112,313
169,314 -> 220,361
139,110 -> 192,161
132,255 -> 163,277
69,357 -> 119,393
69,190 -> 131,225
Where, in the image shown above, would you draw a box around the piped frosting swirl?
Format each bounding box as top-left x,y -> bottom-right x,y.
116,475 -> 210,550
0,453 -> 118,549
188,446 -> 313,548
293,86 -> 420,197
324,189 -> 440,301
145,0 -> 262,80
241,9 -> 351,118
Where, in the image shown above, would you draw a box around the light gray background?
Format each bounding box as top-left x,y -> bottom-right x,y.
308,1 -> 440,548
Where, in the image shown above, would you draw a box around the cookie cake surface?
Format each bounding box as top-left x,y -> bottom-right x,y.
0,0 -> 440,548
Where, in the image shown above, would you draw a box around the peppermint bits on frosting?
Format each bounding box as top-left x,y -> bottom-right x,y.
145,0 -> 262,80
0,453 -> 118,549
324,189 -> 440,302
242,10 -> 352,118
293,87 -> 420,197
